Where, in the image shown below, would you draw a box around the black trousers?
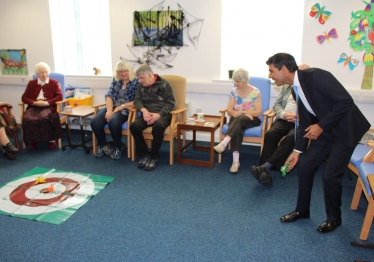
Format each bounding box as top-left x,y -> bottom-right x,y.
259,119 -> 295,168
226,115 -> 260,152
130,114 -> 172,159
295,133 -> 355,221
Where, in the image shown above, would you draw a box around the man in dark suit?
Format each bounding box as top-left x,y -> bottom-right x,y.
266,53 -> 370,233
250,64 -> 309,186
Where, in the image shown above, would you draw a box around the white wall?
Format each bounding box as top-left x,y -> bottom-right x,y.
0,0 -> 373,142
302,0 -> 372,90
109,0 -> 221,82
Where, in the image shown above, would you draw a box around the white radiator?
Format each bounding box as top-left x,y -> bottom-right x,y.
185,102 -> 191,117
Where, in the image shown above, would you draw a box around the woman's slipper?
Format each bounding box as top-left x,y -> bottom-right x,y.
2,142 -> 19,154
4,151 -> 16,160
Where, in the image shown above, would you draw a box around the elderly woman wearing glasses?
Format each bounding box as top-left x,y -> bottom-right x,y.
213,68 -> 262,174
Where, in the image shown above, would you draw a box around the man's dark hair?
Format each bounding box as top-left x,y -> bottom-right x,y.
266,53 -> 298,72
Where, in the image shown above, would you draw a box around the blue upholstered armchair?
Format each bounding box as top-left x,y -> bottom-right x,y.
217,76 -> 275,163
20,72 -> 67,149
350,140 -> 374,240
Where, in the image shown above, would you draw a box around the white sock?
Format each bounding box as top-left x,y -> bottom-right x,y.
233,151 -> 239,164
221,137 -> 231,147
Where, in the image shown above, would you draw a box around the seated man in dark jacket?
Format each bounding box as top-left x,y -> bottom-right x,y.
130,64 -> 176,171
250,64 -> 309,186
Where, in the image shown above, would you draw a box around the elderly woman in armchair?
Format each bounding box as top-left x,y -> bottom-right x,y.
90,60 -> 139,160
0,102 -> 21,160
21,62 -> 63,150
213,68 -> 262,174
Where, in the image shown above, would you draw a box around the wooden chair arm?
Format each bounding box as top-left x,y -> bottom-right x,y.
1,104 -> 15,118
219,107 -> 228,113
262,108 -> 276,132
91,103 -> 106,115
92,103 -> 106,109
263,109 -> 275,117
19,102 -> 26,121
170,107 -> 188,115
56,99 -> 69,113
0,102 -> 12,108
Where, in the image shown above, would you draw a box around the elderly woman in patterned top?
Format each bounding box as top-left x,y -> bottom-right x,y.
21,62 -> 63,151
213,68 -> 262,174
0,102 -> 21,160
90,61 -> 139,160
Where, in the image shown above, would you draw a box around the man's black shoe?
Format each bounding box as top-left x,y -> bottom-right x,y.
138,154 -> 150,168
280,211 -> 310,222
316,219 -> 342,233
250,165 -> 266,180
145,157 -> 159,171
259,172 -> 273,186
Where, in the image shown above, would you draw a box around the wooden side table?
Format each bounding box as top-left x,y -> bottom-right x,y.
59,106 -> 94,154
177,114 -> 225,167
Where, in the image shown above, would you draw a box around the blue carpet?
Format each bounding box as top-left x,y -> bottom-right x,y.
0,130 -> 373,261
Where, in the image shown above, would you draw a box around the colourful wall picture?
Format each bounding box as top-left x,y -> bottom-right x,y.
133,10 -> 184,47
0,49 -> 28,75
349,0 -> 374,90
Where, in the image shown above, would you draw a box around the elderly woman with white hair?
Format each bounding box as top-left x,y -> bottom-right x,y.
213,68 -> 262,174
90,60 -> 139,160
21,62 -> 63,150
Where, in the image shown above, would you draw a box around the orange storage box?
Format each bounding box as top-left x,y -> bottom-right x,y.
67,95 -> 94,108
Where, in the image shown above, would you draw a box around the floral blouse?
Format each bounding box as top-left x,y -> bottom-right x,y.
230,86 -> 261,111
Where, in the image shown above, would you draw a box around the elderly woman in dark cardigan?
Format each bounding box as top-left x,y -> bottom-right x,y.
21,62 -> 63,150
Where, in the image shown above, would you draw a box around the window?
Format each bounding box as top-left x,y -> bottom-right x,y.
221,0 -> 305,79
49,0 -> 112,75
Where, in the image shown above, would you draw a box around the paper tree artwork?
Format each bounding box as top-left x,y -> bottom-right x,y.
0,167 -> 114,225
349,0 -> 374,89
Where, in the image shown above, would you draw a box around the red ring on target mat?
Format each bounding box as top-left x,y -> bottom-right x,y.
9,177 -> 79,207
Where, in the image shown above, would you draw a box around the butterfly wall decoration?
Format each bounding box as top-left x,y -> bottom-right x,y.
337,53 -> 359,70
310,3 -> 332,25
316,28 -> 338,44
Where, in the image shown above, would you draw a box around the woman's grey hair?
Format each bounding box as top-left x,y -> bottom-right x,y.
136,64 -> 154,76
34,62 -> 50,75
114,61 -> 136,81
232,68 -> 249,83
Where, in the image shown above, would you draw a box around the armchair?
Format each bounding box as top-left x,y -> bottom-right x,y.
351,140 -> 374,240
91,104 -> 135,158
130,75 -> 187,165
0,103 -> 20,150
348,128 -> 374,179
217,76 -> 274,163
19,72 -> 66,149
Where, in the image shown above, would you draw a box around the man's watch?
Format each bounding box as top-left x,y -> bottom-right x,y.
242,110 -> 245,114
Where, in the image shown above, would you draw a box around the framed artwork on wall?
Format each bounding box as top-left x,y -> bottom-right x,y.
0,49 -> 28,75
133,10 -> 184,47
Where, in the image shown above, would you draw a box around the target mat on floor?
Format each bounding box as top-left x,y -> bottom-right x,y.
0,167 -> 115,224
